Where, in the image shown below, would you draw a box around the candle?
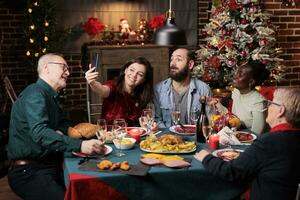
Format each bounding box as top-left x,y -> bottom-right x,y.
208,134 -> 219,150
128,129 -> 142,143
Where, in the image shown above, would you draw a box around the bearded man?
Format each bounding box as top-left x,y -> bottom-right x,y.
154,48 -> 211,128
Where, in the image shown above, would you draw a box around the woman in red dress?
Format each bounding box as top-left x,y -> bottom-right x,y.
85,57 -> 153,126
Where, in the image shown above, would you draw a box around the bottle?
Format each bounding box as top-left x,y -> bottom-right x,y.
196,96 -> 210,143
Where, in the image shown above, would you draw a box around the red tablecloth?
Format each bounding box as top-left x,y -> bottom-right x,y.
64,173 -> 127,200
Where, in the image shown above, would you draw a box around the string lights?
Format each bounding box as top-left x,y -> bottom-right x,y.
25,0 -> 55,67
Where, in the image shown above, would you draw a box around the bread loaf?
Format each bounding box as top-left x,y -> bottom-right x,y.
68,123 -> 98,139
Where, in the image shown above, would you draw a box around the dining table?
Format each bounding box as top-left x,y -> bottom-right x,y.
63,129 -> 249,200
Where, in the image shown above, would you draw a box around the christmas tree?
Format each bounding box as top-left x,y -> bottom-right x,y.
193,0 -> 284,87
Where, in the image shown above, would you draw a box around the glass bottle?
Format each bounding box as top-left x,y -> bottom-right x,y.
196,96 -> 210,143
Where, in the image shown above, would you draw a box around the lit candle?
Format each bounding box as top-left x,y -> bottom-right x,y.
128,129 -> 142,143
208,134 -> 219,150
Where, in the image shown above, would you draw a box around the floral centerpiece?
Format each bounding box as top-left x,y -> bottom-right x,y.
193,0 -> 284,87
83,17 -> 105,39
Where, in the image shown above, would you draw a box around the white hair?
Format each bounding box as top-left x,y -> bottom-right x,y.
37,53 -> 63,75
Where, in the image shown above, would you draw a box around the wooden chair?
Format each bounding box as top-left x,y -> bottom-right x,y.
296,183 -> 300,200
3,76 -> 17,103
86,83 -> 102,123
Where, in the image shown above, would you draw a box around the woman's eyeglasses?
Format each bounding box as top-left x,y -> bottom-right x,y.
48,62 -> 70,72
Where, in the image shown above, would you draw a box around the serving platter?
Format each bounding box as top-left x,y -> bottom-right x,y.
169,125 -> 196,136
140,146 -> 196,154
72,145 -> 113,158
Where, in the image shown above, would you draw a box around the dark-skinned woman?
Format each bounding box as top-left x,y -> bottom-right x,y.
213,60 -> 270,134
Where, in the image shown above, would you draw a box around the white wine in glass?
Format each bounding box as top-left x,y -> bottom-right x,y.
113,119 -> 127,157
96,119 -> 107,142
171,111 -> 181,126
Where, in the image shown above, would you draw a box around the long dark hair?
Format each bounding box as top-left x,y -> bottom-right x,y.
116,57 -> 153,108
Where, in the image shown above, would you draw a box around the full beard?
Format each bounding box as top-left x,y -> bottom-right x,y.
169,66 -> 189,82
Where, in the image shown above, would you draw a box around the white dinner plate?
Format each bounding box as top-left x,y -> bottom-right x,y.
234,131 -> 257,143
126,127 -> 148,136
212,148 -> 244,161
169,125 -> 196,136
72,145 -> 112,158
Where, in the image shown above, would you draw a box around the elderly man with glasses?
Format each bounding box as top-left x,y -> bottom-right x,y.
194,87 -> 300,200
7,53 -> 105,200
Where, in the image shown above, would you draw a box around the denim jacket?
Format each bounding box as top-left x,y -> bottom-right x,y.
154,78 -> 212,128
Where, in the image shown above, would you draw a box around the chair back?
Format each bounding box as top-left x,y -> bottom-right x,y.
296,183 -> 300,200
3,76 -> 17,103
86,83 -> 102,123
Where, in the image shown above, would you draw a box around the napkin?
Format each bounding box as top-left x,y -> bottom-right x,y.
217,126 -> 242,145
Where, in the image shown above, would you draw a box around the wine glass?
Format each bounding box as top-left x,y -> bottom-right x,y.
190,107 -> 199,125
171,104 -> 181,126
96,119 -> 107,143
113,119 -> 127,157
202,125 -> 213,143
142,109 -> 154,133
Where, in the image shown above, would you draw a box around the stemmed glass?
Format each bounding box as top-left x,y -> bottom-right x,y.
141,108 -> 154,134
171,103 -> 181,126
190,107 -> 199,125
96,119 -> 107,143
113,119 -> 127,157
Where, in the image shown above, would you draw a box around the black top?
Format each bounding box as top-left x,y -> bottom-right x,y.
202,131 -> 300,200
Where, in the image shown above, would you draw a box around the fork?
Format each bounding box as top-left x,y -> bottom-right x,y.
178,121 -> 186,132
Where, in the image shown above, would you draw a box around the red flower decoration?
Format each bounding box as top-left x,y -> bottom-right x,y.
83,17 -> 105,37
228,0 -> 239,11
209,56 -> 221,70
149,14 -> 165,29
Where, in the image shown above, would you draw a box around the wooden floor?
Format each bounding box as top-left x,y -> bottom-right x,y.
0,176 -> 21,200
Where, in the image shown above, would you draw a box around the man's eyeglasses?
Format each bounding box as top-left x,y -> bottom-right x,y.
48,62 -> 70,72
264,99 -> 282,107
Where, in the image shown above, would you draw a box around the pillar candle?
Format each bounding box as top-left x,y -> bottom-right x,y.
128,130 -> 142,143
208,134 -> 219,149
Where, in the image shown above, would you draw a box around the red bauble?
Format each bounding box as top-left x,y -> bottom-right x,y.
240,19 -> 248,25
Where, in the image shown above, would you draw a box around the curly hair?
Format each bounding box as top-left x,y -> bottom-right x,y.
244,60 -> 270,87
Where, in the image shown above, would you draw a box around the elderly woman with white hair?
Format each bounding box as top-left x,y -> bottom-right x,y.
195,87 -> 300,200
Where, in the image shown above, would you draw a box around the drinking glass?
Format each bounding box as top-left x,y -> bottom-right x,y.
113,119 -> 127,157
96,119 -> 107,143
202,125 -> 213,143
190,107 -> 199,125
171,104 -> 180,126
142,109 -> 154,133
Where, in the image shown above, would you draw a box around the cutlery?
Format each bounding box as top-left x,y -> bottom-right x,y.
78,157 -> 89,165
178,122 -> 186,132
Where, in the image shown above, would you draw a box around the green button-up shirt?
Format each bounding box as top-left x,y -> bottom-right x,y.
8,79 -> 81,160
